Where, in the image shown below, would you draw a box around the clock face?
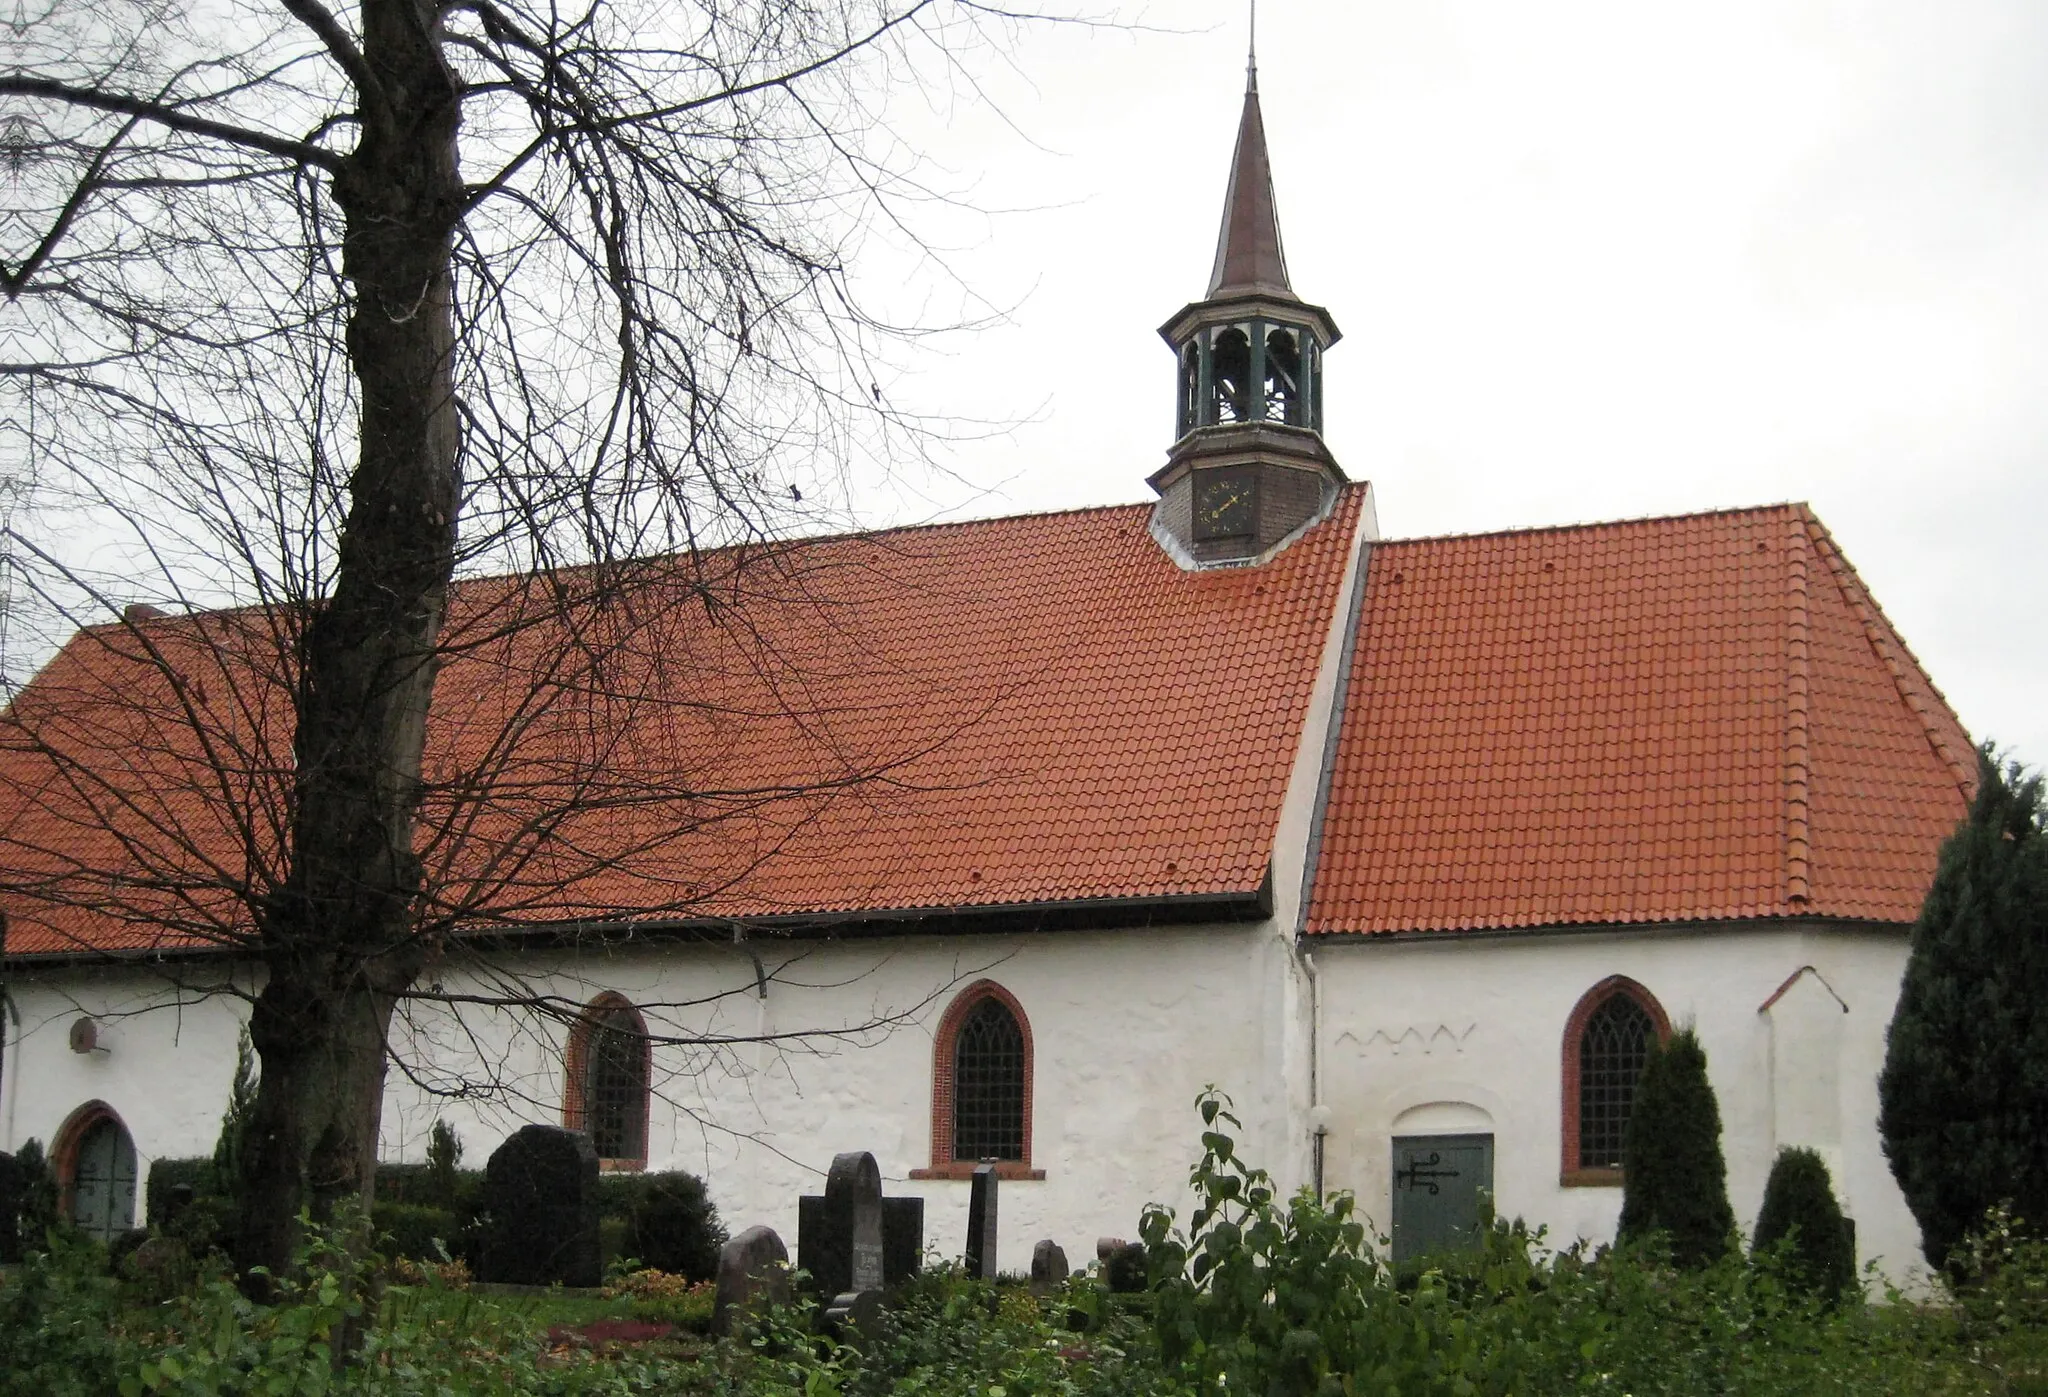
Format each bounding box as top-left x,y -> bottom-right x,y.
1194,468 -> 1255,540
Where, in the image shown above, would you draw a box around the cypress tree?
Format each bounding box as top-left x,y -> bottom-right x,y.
1879,748 -> 2048,1272
1618,1028 -> 1734,1267
1754,1147 -> 1856,1303
212,1027 -> 258,1200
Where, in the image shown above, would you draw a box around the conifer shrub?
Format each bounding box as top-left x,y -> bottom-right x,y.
13,1138 -> 58,1243
1618,1028 -> 1735,1267
1879,748 -> 2048,1273
210,1027 -> 258,1205
1753,1146 -> 1855,1303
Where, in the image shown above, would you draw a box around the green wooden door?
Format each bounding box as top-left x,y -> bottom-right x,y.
72,1117 -> 138,1243
1390,1133 -> 1493,1263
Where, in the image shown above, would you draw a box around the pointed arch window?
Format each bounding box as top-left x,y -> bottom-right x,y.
1561,976 -> 1671,1186
564,993 -> 651,1169
910,981 -> 1044,1180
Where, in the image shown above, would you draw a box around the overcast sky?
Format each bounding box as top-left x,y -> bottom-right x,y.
853,0 -> 2047,770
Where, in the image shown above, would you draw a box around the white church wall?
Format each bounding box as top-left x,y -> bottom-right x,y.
1311,923 -> 1929,1287
2,964 -> 254,1207
380,922 -> 1296,1276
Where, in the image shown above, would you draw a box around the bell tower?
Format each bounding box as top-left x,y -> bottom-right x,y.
1151,54 -> 1344,567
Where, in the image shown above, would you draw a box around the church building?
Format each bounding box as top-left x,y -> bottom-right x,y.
0,63 -> 1972,1281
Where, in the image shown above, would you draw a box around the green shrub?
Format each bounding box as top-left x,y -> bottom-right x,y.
12,1138 -> 58,1244
425,1119 -> 463,1207
0,1233 -> 123,1397
1880,749 -> 2048,1273
210,1026 -> 257,1204
1619,1027 -> 1736,1267
371,1201 -> 465,1262
1754,1146 -> 1856,1303
143,1157 -> 220,1228
620,1171 -> 726,1281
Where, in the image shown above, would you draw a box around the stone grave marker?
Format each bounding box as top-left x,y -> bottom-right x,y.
480,1125 -> 601,1287
882,1195 -> 923,1287
713,1225 -> 790,1335
964,1162 -> 999,1279
1098,1236 -> 1148,1293
1030,1239 -> 1068,1289
796,1150 -> 885,1299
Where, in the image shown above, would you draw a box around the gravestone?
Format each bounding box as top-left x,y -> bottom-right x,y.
713,1225 -> 790,1335
480,1125 -> 601,1287
1030,1239 -> 1068,1287
1097,1236 -> 1148,1294
882,1195 -> 924,1287
796,1150 -> 885,1299
964,1163 -> 999,1279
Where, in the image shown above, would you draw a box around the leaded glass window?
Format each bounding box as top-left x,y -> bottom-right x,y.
584,1006 -> 647,1161
952,997 -> 1025,1162
1578,993 -> 1654,1170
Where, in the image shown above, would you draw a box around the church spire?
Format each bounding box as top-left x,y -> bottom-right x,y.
1206,44 -> 1293,299
1148,38 -> 1345,569
1196,55 -> 1294,297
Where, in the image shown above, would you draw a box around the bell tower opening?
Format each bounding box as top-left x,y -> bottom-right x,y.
1150,52 -> 1345,568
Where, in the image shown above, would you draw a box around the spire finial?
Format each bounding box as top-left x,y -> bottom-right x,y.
1247,0 -> 1258,93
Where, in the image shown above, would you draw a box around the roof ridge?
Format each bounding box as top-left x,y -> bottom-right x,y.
1373,500 -> 1805,548
1795,506 -> 1977,799
1782,516 -> 1813,909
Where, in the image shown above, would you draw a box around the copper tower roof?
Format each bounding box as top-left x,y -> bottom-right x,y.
1206,63 -> 1295,299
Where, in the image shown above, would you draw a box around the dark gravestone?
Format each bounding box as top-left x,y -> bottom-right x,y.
882,1195 -> 923,1287
1098,1236 -> 1148,1293
713,1225 -> 790,1336
0,1152 -> 18,1264
964,1162 -> 999,1279
1030,1239 -> 1068,1287
796,1151 -> 885,1299
481,1125 -> 601,1287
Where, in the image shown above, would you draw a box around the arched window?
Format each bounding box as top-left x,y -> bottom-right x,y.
911,981 -> 1043,1180
563,993 -> 650,1168
1560,977 -> 1671,1184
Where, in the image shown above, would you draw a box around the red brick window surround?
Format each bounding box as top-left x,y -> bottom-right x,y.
910,980 -> 1045,1181
1560,976 -> 1671,1188
562,991 -> 652,1172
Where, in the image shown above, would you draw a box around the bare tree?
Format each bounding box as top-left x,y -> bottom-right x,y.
0,0 -> 1064,1278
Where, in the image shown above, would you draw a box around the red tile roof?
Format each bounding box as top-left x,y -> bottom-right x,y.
0,494 -> 1365,957
1304,505 -> 1973,935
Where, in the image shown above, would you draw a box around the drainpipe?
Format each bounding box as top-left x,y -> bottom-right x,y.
1290,524 -> 1371,1204
1303,949 -> 1328,1200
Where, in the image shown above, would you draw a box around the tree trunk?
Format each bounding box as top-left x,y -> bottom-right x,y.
234,0 -> 464,1281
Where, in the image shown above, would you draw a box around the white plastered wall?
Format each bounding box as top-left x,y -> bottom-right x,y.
1309,922 -> 1928,1287
380,926 -> 1300,1276
1,964 -> 255,1221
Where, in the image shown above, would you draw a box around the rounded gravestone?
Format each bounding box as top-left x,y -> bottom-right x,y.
712,1224 -> 789,1335
481,1125 -> 601,1287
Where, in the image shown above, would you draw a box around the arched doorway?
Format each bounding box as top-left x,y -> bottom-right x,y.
55,1104 -> 138,1243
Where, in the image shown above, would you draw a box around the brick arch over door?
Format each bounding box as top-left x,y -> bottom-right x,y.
562,992 -> 652,1170
910,979 -> 1044,1180
1560,975 -> 1672,1186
